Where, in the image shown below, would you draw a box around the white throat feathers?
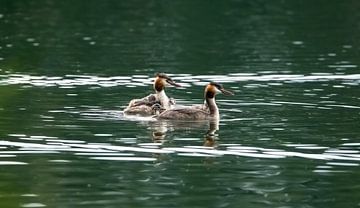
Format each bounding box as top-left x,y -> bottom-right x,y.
206,97 -> 219,118
157,90 -> 171,109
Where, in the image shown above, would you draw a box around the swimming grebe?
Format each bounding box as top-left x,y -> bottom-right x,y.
155,82 -> 234,120
124,73 -> 181,116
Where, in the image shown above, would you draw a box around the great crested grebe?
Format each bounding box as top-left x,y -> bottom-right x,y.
123,73 -> 181,116
155,82 -> 234,120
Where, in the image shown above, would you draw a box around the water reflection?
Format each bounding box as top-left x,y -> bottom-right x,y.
204,119 -> 219,148
27,107 -> 358,164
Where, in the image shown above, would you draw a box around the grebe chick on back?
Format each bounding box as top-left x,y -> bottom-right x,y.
124,73 -> 181,116
155,82 -> 234,120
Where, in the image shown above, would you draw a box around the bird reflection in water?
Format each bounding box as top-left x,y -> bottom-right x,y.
150,118 -> 220,147
203,119 -> 219,147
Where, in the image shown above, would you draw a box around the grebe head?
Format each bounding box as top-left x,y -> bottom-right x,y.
154,73 -> 181,92
204,82 -> 234,117
205,82 -> 234,98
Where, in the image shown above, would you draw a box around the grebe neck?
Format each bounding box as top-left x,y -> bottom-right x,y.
157,90 -> 170,109
206,97 -> 219,118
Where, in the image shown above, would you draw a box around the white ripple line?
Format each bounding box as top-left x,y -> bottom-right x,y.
0,73 -> 359,87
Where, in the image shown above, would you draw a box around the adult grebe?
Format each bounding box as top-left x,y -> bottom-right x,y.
155,82 -> 234,120
123,73 -> 181,116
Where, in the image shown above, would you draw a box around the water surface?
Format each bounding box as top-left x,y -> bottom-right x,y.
1,1 -> 360,208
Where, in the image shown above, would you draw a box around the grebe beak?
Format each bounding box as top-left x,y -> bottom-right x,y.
220,88 -> 234,96
166,79 -> 181,87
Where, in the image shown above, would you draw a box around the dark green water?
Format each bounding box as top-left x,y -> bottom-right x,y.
1,1 -> 360,207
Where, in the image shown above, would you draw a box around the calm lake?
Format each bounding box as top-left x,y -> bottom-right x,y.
1,0 -> 360,207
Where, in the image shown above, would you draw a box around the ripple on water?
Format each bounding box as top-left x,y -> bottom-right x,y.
21,194 -> 38,197
1,126 -> 360,166
341,143 -> 360,146
94,134 -> 113,137
0,161 -> 28,165
90,157 -> 157,161
326,162 -> 359,167
48,159 -> 71,163
1,73 -> 360,88
20,203 -> 46,208
0,152 -> 16,157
